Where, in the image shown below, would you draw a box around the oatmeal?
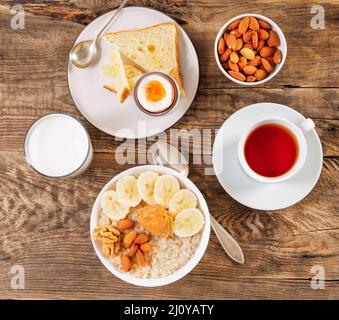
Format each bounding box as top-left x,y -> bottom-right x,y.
94,171 -> 205,279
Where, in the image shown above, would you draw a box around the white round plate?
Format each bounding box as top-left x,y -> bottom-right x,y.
90,165 -> 211,287
213,103 -> 323,210
68,6 -> 199,139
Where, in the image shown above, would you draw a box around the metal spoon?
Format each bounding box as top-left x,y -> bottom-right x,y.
149,141 -> 245,264
69,0 -> 128,68
149,141 -> 189,177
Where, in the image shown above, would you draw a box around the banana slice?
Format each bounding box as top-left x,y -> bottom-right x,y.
101,190 -> 130,220
116,175 -> 142,207
169,189 -> 198,217
154,174 -> 180,208
173,208 -> 204,237
137,171 -> 159,205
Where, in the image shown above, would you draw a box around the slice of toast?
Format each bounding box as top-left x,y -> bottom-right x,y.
104,23 -> 185,96
102,50 -> 130,103
103,64 -> 144,95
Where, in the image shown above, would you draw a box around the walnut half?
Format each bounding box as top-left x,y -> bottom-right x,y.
93,225 -> 121,257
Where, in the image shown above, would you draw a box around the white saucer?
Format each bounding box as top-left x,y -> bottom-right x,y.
68,6 -> 199,139
213,103 -> 323,210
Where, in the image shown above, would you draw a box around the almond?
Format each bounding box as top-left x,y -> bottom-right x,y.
226,34 -> 237,50
228,60 -> 239,72
230,29 -> 242,38
218,37 -> 226,55
222,62 -> 230,70
117,219 -> 135,230
121,254 -> 132,272
259,20 -> 271,30
134,233 -> 150,244
223,32 -> 229,43
240,48 -> 255,60
255,68 -> 268,81
243,43 -> 254,50
228,70 -> 246,82
230,51 -> 239,64
238,56 -> 247,71
140,242 -> 152,253
273,49 -> 282,64
257,29 -> 269,40
252,31 -> 258,49
249,17 -> 260,31
257,39 -> 265,52
238,17 -> 250,35
260,46 -> 276,58
243,30 -> 253,43
136,249 -> 145,267
219,48 -> 231,62
228,19 -> 241,30
261,58 -> 273,73
128,243 -> 138,257
123,230 -> 137,248
249,55 -> 261,67
266,56 -> 275,65
267,30 -> 280,47
243,65 -> 257,75
235,38 -> 243,51
246,76 -> 256,82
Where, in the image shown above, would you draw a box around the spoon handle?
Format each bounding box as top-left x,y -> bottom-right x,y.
210,215 -> 245,264
149,141 -> 245,264
96,0 -> 128,40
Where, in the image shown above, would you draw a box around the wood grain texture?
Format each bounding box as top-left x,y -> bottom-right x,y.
0,0 -> 338,300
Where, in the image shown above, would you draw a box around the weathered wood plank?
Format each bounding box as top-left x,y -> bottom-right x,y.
1,87 -> 338,156
0,261 -> 338,299
1,1 -> 339,88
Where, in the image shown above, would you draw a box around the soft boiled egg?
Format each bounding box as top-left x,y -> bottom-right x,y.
135,73 -> 178,115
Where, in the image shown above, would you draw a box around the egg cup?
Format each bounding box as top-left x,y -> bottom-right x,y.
134,72 -> 180,116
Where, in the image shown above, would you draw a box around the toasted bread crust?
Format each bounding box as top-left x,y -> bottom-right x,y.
104,22 -> 177,39
173,23 -> 185,96
104,84 -> 130,103
120,87 -> 130,103
103,85 -> 117,93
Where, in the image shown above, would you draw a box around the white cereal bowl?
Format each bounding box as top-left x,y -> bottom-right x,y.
90,165 -> 211,287
214,13 -> 287,85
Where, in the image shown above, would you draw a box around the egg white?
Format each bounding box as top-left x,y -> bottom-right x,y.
137,75 -> 174,113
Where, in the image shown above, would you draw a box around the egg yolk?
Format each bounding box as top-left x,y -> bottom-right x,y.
145,80 -> 166,102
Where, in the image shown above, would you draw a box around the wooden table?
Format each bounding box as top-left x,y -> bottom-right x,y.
0,0 -> 338,300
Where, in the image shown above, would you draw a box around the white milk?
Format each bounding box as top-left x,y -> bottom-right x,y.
25,113 -> 92,177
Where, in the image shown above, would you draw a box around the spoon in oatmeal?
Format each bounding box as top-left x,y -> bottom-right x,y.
149,141 -> 245,264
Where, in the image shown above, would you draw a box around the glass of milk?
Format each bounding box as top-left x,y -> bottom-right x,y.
24,113 -> 93,178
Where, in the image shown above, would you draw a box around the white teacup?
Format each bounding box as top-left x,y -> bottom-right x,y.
238,118 -> 315,183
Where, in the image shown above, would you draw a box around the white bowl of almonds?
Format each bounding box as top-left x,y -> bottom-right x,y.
90,165 -> 211,287
215,14 -> 287,85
